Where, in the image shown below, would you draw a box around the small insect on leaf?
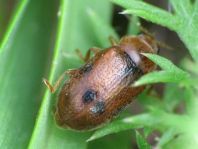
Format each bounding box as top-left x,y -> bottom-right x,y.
44,34 -> 158,131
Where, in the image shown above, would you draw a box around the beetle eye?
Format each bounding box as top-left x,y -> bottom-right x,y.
82,89 -> 96,103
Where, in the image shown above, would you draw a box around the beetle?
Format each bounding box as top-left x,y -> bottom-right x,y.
43,34 -> 158,131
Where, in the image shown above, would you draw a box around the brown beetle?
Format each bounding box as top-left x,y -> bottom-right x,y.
44,34 -> 158,131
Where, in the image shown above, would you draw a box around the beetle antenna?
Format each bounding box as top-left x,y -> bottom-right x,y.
139,26 -> 174,51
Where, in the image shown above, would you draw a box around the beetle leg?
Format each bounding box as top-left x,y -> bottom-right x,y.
75,47 -> 101,62
139,26 -> 155,39
75,49 -> 86,62
89,47 -> 101,54
43,70 -> 77,93
109,36 -> 118,46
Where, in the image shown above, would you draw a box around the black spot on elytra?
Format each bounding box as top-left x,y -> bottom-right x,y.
90,101 -> 105,115
82,89 -> 96,104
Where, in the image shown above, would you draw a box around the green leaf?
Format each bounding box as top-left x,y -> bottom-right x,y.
163,84 -> 185,112
88,131 -> 132,149
88,108 -> 189,142
169,0 -> 192,17
164,133 -> 198,149
143,127 -> 154,138
111,0 -> 198,63
87,8 -> 119,47
111,0 -> 180,31
87,113 -> 157,141
0,1 -> 13,41
195,0 -> 198,21
156,128 -> 177,148
141,53 -> 184,72
127,16 -> 140,35
0,0 -> 57,148
134,71 -> 185,86
28,0 -> 112,148
0,0 -> 29,53
181,58 -> 198,75
138,91 -> 164,110
136,131 -> 151,149
133,54 -> 190,86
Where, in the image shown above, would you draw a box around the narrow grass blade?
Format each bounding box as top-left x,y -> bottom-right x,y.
141,53 -> 184,72
87,8 -> 119,47
169,0 -> 192,17
87,113 -> 156,141
133,54 -> 190,86
0,0 -> 29,53
111,0 -> 179,31
133,71 -> 187,86
0,0 -> 57,148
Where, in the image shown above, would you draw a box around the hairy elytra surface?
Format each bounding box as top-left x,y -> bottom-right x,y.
54,34 -> 158,131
